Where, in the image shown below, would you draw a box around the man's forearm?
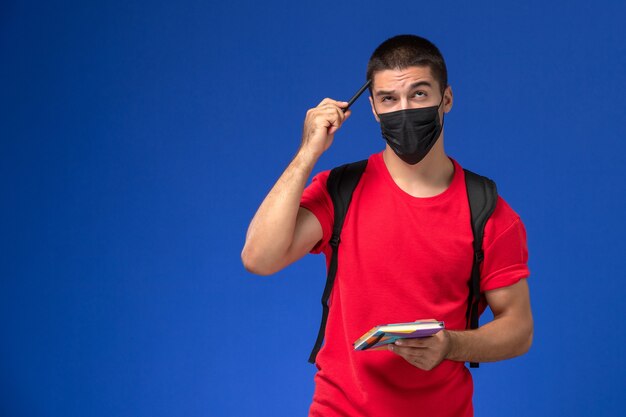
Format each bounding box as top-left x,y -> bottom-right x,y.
241,149 -> 319,274
445,314 -> 533,363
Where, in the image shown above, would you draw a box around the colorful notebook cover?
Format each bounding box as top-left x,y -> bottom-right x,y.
353,320 -> 445,351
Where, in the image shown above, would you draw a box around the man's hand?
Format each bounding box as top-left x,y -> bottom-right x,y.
386,279 -> 533,369
300,98 -> 351,160
388,330 -> 452,371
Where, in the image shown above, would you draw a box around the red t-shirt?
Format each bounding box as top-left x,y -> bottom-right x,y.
300,152 -> 530,417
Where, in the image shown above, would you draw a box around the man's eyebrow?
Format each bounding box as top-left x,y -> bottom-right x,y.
410,81 -> 433,89
374,81 -> 433,96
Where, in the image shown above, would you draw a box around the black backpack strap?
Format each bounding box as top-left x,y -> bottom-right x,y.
308,159 -> 368,364
463,168 -> 498,369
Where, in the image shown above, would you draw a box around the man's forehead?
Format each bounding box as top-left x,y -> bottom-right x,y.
371,66 -> 436,90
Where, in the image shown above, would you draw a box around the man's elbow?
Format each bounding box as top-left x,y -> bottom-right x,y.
516,322 -> 534,357
241,245 -> 279,276
524,325 -> 534,354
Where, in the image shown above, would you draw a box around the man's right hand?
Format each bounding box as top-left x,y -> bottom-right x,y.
299,98 -> 352,159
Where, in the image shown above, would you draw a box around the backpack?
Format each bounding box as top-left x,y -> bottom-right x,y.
307,159 -> 497,369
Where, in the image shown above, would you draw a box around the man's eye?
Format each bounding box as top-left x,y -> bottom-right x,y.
413,91 -> 426,97
382,96 -> 394,102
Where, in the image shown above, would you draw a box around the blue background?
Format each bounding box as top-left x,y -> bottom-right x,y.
1,1 -> 625,416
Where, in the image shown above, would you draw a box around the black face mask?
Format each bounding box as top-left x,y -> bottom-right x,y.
374,93 -> 445,165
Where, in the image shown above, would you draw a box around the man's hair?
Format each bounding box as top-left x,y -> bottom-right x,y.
366,34 -> 448,95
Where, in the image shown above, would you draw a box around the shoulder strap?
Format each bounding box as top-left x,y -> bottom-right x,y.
308,159 -> 368,364
463,168 -> 498,369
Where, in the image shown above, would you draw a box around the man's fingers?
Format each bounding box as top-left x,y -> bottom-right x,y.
388,345 -> 426,362
318,97 -> 333,106
395,337 -> 431,347
300,98 -> 350,153
314,98 -> 351,130
318,97 -> 349,108
323,105 -> 348,133
388,335 -> 446,372
321,103 -> 347,121
389,345 -> 436,371
299,97 -> 351,158
389,345 -> 427,358
313,106 -> 344,128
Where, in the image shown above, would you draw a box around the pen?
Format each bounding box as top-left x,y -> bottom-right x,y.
343,79 -> 372,113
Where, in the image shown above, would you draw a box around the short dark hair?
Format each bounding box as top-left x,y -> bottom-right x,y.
366,34 -> 448,95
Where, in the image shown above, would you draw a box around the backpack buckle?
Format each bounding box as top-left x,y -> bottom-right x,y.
475,249 -> 484,263
330,235 -> 341,247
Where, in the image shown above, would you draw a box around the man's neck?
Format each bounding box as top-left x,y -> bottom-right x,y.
382,141 -> 455,198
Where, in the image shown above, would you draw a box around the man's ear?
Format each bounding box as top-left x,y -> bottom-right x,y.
369,95 -> 380,123
443,85 -> 453,113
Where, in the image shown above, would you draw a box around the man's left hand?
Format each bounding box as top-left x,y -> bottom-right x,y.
388,330 -> 452,371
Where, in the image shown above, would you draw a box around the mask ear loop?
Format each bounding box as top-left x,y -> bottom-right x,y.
370,87 -> 381,119
438,86 -> 447,129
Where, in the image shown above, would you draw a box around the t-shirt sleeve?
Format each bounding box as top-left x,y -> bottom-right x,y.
300,170 -> 334,254
480,196 -> 530,292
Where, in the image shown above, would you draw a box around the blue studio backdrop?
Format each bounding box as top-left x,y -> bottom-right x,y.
1,1 -> 625,416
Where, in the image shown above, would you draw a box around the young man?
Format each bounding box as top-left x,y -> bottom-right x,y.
242,34 -> 533,417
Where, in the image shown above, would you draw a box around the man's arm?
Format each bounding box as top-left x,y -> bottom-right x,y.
241,98 -> 351,275
445,278 -> 533,362
389,278 -> 533,370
